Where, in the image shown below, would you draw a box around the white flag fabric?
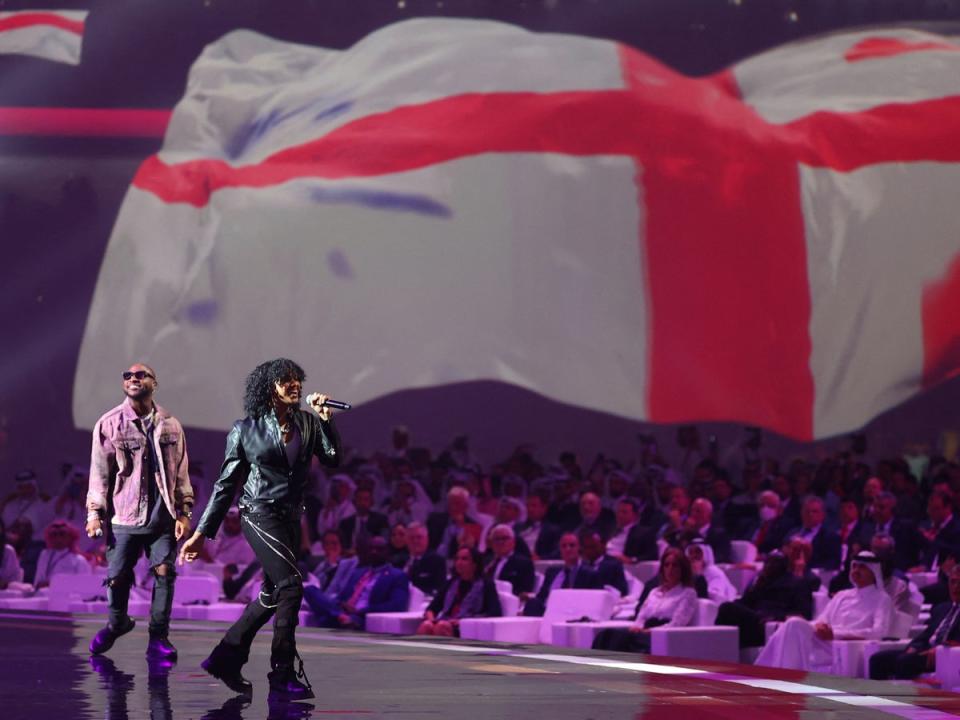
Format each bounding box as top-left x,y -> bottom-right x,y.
73,20 -> 960,440
0,10 -> 86,65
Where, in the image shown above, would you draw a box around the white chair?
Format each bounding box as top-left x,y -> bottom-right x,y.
625,561 -> 659,584
48,573 -> 107,612
532,571 -> 545,594
498,590 -> 520,617
650,626 -> 739,663
461,589 -> 616,644
364,585 -> 428,635
729,540 -> 757,565
494,579 -> 512,595
174,574 -> 221,606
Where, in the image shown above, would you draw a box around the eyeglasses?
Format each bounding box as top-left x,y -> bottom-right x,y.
122,371 -> 155,381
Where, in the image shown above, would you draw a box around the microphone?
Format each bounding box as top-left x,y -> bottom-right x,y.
321,399 -> 352,410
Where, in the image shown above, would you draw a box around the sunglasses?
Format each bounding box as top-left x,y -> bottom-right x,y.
122,371 -> 155,381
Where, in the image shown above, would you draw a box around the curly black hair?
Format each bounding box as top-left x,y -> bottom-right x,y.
243,358 -> 306,418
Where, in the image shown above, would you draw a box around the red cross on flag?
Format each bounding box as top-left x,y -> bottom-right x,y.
73,20 -> 960,440
0,10 -> 86,64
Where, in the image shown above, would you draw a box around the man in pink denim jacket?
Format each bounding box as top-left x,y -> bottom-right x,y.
86,362 -> 193,660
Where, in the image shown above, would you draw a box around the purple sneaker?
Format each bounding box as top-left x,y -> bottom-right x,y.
89,616 -> 136,655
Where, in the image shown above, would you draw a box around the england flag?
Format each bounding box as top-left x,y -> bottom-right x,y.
73,20 -> 960,440
0,10 -> 86,64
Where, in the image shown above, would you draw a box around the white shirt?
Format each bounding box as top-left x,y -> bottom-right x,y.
607,522 -> 637,556
634,584 -> 698,629
33,548 -> 91,587
0,545 -> 23,585
519,522 -> 541,553
207,531 -> 256,566
817,585 -> 892,639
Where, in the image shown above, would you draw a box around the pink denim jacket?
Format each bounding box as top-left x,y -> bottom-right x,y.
87,398 -> 193,528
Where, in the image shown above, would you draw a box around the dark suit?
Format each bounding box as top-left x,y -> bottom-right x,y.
586,555 -> 628,596
577,509 -> 617,542
487,553 -> 535,595
514,520 -> 562,559
338,511 -> 389,552
700,525 -> 732,564
917,516 -> 960,570
860,517 -> 919,570
870,601 -> 960,679
403,551 -> 448,597
715,573 -> 813,647
749,514 -> 794,555
522,563 -> 601,617
426,511 -> 481,557
788,525 -> 842,570
303,563 -> 410,629
637,503 -> 666,534
611,523 -> 658,561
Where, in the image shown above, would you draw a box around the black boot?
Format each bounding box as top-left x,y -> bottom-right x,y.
146,633 -> 178,661
89,616 -> 136,655
267,654 -> 314,703
201,642 -> 253,698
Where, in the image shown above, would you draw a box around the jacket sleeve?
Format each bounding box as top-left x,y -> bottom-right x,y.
170,420 -> 194,514
480,579 -> 503,617
86,419 -> 115,515
426,579 -> 450,616
312,416 -> 342,468
196,424 -> 248,538
910,603 -> 946,650
365,571 -> 410,615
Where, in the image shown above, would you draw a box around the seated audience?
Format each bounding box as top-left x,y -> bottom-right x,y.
685,540 -> 736,603
591,547 -> 697,653
913,490 -> 960,572
523,532 -> 601,617
748,491 -> 794,556
387,522 -> 409,568
786,496 -> 841,570
483,524 -> 535,595
316,474 -> 356,538
755,551 -> 892,670
676,498 -> 732,564
428,487 -> 482,559
0,470 -> 51,532
870,565 -> 960,679
399,522 -> 447,597
580,530 -> 628,596
33,520 -> 91,589
576,492 -> 616,541
606,498 -> 658,563
6,517 -> 46,584
715,552 -> 813,648
0,519 -> 24,588
784,537 -> 822,594
862,491 -> 918,570
339,486 -> 389,554
515,489 -> 562,560
311,530 -> 358,597
417,547 -> 501,637
204,507 -> 256,566
302,537 -> 409,629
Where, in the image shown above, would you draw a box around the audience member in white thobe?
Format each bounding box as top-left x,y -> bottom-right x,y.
686,540 -> 737,604
33,520 -> 91,589
204,507 -> 256,566
756,551 -> 892,671
0,471 -> 51,533
0,521 -> 24,588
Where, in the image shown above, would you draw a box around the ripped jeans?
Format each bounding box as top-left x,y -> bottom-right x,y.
219,512 -> 304,670
105,530 -> 177,636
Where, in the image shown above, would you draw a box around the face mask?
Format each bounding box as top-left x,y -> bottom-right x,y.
759,506 -> 778,522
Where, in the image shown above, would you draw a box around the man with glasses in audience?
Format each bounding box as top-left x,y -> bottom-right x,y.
86,363 -> 193,661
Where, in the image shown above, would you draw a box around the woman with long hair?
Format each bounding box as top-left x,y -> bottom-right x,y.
179,358 -> 341,702
592,547 -> 697,652
416,546 -> 501,637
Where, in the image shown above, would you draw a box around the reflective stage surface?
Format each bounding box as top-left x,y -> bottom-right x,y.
3,611 -> 960,720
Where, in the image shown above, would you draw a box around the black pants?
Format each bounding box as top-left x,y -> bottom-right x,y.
219,512 -> 303,670
715,601 -> 767,648
869,648 -> 929,679
105,529 -> 177,635
592,628 -> 651,653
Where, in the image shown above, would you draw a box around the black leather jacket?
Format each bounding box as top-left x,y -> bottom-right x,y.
196,409 -> 340,538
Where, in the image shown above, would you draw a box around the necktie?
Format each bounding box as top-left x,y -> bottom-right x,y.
933,604 -> 960,646
347,570 -> 375,607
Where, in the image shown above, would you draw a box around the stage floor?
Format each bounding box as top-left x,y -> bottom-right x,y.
2,611 -> 960,720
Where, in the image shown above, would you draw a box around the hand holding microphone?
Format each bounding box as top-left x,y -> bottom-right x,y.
306,392 -> 352,421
